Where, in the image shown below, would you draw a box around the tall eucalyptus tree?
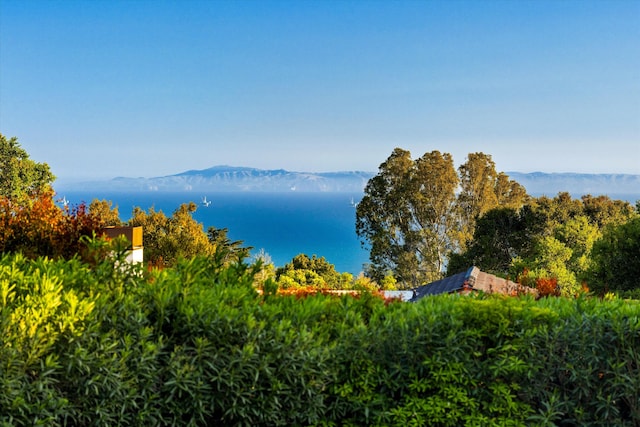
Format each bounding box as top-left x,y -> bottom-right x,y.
356,148 -> 458,287
456,152 -> 528,250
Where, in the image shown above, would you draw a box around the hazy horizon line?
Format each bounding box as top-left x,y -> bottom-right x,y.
52,164 -> 640,183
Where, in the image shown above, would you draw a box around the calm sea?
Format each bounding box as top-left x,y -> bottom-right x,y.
62,191 -> 370,275
60,191 -> 639,275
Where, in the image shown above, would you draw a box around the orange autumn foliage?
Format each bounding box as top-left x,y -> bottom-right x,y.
0,189 -> 111,259
536,276 -> 560,297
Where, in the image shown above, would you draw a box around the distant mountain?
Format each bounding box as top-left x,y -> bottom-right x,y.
59,166 -> 375,193
507,172 -> 640,198
56,167 -> 640,198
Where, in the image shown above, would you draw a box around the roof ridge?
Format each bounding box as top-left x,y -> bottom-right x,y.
466,266 -> 480,287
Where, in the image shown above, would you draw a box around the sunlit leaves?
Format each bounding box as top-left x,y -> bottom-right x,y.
358,149 -> 530,287
127,203 -> 251,268
0,133 -> 55,201
357,148 -> 458,287
0,189 -> 108,260
1,254 -> 639,425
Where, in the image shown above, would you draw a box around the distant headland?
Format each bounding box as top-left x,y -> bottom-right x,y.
55,166 -> 640,199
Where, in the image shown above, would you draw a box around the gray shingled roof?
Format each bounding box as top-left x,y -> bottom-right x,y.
410,267 -> 475,301
410,266 -> 537,301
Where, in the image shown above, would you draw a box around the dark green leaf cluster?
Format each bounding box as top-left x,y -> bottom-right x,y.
0,134 -> 55,201
587,217 -> 640,294
1,252 -> 639,426
453,192 -> 639,295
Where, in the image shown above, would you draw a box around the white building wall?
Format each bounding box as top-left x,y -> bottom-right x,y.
126,248 -> 144,264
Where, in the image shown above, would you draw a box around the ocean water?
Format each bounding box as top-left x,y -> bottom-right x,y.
62,191 -> 370,275
60,190 -> 640,275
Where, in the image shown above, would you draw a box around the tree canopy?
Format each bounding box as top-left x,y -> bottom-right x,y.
453,191 -> 638,296
126,202 -> 251,268
455,152 -> 528,249
275,254 -> 353,290
0,189 -> 109,259
357,148 -> 527,288
356,148 -> 459,287
0,133 -> 55,201
274,253 -> 379,291
587,217 -> 640,295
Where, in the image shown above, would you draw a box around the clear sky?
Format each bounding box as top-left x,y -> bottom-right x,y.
1,0 -> 639,180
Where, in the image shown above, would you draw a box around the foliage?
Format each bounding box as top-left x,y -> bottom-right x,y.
0,188 -> 110,260
127,202 -> 211,267
554,215 -> 600,278
0,133 -> 55,201
447,206 -> 542,276
378,271 -> 398,290
251,249 -> 276,289
127,202 -> 251,268
535,276 -> 560,297
353,273 -> 383,292
358,149 -> 528,288
454,191 -> 638,297
0,178 -> 250,270
581,194 -> 638,228
0,251 -> 333,426
207,226 -> 252,263
88,199 -> 122,227
455,152 -> 528,250
356,148 -> 459,287
514,195 -> 637,296
527,235 -> 581,297
1,252 -> 639,426
528,193 -> 636,238
275,253 -> 354,290
587,217 -> 640,295
516,268 -> 561,297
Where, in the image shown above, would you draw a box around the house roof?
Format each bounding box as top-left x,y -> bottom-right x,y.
411,267 -> 474,300
409,266 -> 537,301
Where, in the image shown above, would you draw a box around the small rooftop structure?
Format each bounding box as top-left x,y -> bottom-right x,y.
101,226 -> 143,249
410,266 -> 537,301
101,226 -> 143,264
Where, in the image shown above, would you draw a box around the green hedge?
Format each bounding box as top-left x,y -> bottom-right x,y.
1,251 -> 638,426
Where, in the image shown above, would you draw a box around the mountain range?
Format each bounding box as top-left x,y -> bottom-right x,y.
57,166 -> 640,199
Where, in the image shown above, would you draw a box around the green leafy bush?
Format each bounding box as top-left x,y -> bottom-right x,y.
1,250 -> 638,426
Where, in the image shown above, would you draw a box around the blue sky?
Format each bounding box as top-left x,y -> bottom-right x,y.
1,0 -> 638,180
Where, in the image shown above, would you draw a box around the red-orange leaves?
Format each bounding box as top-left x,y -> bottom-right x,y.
535,277 -> 560,297
0,189 -> 111,259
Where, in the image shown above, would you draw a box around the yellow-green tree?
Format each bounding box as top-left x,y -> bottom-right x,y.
127,202 -> 250,268
275,254 -> 353,290
88,199 -> 122,227
127,203 -> 214,267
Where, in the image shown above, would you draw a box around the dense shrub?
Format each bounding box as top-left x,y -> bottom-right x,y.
1,250 -> 638,426
587,217 -> 640,295
0,189 -> 116,260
